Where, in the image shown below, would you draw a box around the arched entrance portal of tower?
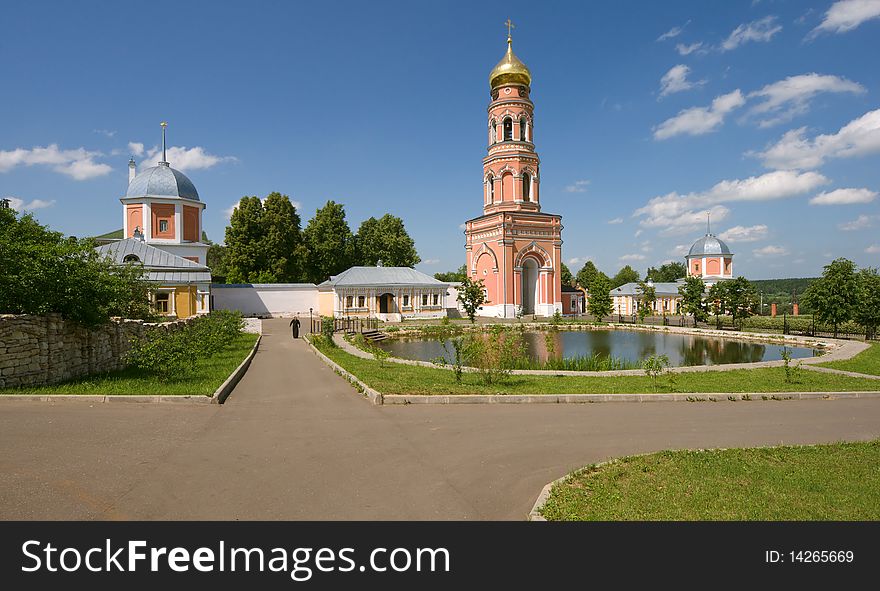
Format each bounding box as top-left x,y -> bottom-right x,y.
521,257 -> 539,314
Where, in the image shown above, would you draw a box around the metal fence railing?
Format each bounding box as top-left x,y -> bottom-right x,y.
309,316 -> 379,335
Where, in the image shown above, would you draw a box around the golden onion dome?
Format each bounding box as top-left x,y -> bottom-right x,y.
489,36 -> 531,89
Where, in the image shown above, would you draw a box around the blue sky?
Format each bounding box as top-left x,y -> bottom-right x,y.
2,0 -> 879,279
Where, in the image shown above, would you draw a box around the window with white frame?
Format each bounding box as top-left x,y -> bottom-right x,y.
154,292 -> 170,314
422,294 -> 429,306
346,295 -> 353,308
403,294 -> 410,307
358,295 -> 365,308
432,294 -> 439,306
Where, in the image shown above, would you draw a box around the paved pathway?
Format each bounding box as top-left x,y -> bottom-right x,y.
1,318 -> 879,520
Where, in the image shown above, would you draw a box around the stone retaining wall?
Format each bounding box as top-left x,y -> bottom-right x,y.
0,313 -> 191,388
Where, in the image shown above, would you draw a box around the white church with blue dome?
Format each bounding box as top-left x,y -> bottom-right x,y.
94,123 -> 212,317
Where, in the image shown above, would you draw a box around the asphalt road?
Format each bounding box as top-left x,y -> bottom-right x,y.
1,318 -> 878,520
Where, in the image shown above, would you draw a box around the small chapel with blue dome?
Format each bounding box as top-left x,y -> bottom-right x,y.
94,123 -> 212,317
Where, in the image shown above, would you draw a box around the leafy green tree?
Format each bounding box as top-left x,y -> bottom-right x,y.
587,273 -> 613,320
802,258 -> 858,337
303,200 -> 355,283
354,213 -> 420,267
576,260 -> 609,293
636,280 -> 657,322
224,196 -> 268,283
707,281 -> 730,328
435,265 -> 467,282
262,192 -> 307,282
855,268 -> 880,340
0,207 -> 151,325
678,275 -> 708,321
560,262 -> 574,287
224,193 -> 306,284
206,244 -> 227,281
646,262 -> 686,283
610,265 -> 640,289
725,277 -> 758,329
457,276 -> 487,323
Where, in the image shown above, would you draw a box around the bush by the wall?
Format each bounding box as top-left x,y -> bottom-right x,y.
126,311 -> 244,379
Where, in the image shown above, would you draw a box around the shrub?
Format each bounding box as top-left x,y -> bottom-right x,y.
780,347 -> 803,384
643,354 -> 671,391
464,325 -> 527,385
125,312 -> 244,380
321,316 -> 336,346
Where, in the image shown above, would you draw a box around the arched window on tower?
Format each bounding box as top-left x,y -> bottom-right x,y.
519,117 -> 526,141
503,118 -> 513,141
522,173 -> 531,201
490,120 -> 497,144
487,175 -> 495,204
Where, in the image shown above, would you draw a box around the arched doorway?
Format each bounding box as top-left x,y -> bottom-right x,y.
378,293 -> 394,314
521,258 -> 540,314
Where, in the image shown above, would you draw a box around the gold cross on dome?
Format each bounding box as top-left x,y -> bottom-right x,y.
505,18 -> 515,39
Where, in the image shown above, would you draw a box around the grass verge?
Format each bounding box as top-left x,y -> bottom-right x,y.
0,333 -> 258,396
314,341 -> 880,395
818,342 -> 880,376
539,440 -> 880,520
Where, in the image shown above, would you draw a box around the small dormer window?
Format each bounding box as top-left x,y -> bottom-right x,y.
159,220 -> 169,233
123,254 -> 140,264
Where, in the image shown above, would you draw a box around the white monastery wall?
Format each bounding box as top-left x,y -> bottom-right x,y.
212,284 -> 319,318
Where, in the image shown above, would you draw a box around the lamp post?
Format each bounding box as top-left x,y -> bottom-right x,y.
309,307 -> 313,333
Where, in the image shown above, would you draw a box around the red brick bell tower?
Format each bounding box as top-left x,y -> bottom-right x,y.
464,22 -> 563,317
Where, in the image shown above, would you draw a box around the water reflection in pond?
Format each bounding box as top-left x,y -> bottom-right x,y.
374,330 -> 821,367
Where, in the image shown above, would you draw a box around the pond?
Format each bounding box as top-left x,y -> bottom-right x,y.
374,329 -> 822,368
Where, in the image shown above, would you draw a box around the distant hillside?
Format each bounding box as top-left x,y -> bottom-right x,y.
750,278 -> 817,295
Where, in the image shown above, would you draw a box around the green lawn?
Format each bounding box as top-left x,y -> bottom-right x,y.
539,440 -> 880,520
314,342 -> 880,395
0,333 -> 258,396
818,342 -> 880,376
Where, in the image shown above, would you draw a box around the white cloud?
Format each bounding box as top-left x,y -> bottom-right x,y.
721,16 -> 783,51
839,214 -> 878,230
753,245 -> 789,257
659,65 -> 706,99
3,196 -> 56,211
718,224 -> 769,242
670,244 -> 690,256
658,21 -> 690,41
653,90 -> 746,139
0,144 -> 112,180
866,244 -> 880,254
675,42 -> 706,55
568,257 -> 588,266
93,129 -> 116,137
634,229 -> 643,238
564,179 -> 591,193
458,223 -> 467,230
755,109 -> 880,169
810,0 -> 880,37
620,253 -> 647,262
139,145 -> 236,171
128,142 -> 145,157
634,170 -> 828,232
421,258 -> 440,265
745,73 -> 865,127
607,217 -> 624,224
809,187 -> 877,205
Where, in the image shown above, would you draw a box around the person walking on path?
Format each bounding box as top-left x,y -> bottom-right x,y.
290,314 -> 301,339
